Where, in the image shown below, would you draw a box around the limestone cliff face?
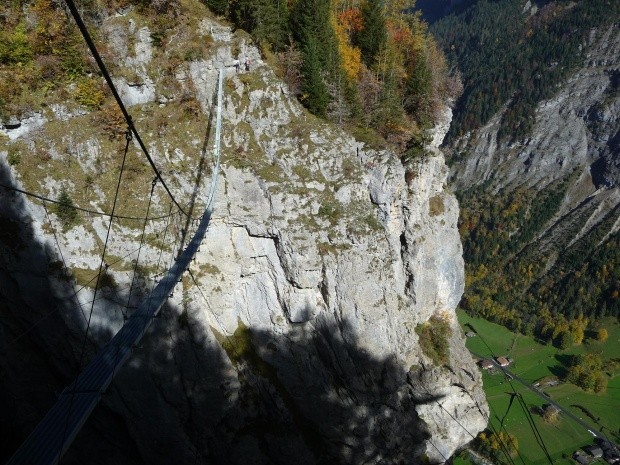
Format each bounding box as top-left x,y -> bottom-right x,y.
451,24 -> 620,205
0,12 -> 486,465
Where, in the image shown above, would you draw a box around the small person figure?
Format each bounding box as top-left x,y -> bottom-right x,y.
233,58 -> 240,73
244,58 -> 251,72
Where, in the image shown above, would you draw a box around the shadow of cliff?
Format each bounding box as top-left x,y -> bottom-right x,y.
0,164 -> 102,462
0,165 -> 444,465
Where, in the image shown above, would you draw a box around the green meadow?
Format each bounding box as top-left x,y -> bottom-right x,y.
457,310 -> 620,465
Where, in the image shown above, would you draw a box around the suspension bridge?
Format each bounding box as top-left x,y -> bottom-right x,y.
5,31 -> 225,465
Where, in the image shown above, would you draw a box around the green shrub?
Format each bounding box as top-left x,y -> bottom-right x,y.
318,198 -> 343,225
292,164 -> 312,181
7,146 -> 20,166
217,321 -> 254,365
74,77 -> 106,110
183,48 -> 203,62
415,315 -> 452,366
0,21 -> 33,65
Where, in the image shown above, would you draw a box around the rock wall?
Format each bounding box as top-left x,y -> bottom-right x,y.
0,9 -> 486,464
451,24 -> 620,196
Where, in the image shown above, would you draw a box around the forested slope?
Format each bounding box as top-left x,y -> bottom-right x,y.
433,0 -> 620,143
424,0 -> 620,346
203,0 -> 461,157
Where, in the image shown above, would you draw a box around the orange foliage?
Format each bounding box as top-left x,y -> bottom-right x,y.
338,8 -> 363,34
389,24 -> 413,45
31,0 -> 67,55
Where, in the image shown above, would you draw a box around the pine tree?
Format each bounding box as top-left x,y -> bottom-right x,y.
354,0 -> 386,67
254,0 -> 289,51
404,52 -> 432,121
290,0 -> 339,116
300,35 -> 329,116
291,0 -> 337,70
55,186 -> 78,230
204,0 -> 227,16
230,0 -> 289,50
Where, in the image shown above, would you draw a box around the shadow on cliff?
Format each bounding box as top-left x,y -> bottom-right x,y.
0,163 -> 105,462
0,165 -> 445,465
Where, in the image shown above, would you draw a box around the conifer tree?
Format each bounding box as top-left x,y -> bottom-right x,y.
404,53 -> 432,122
55,186 -> 78,230
230,0 -> 289,50
354,0 -> 387,67
300,35 -> 329,116
291,0 -> 337,69
290,0 -> 339,116
204,0 -> 227,16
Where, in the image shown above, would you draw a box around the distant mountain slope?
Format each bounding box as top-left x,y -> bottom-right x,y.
427,0 -> 620,341
432,0 -> 620,143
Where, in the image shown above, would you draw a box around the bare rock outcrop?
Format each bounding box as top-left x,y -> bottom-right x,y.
451,24 -> 620,195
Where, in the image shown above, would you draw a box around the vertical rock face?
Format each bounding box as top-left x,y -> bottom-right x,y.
451,25 -> 620,195
0,13 -> 486,465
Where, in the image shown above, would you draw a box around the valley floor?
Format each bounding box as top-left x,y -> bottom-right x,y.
455,311 -> 620,465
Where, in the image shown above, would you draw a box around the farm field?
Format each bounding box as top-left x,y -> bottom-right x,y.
456,311 -> 620,465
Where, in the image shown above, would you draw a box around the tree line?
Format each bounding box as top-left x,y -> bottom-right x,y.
204,0 -> 461,158
429,0 -> 620,143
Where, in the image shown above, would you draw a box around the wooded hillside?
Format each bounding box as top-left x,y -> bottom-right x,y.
430,0 -> 620,143
0,0 -> 459,159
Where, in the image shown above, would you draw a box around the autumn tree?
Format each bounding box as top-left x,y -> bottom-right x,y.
542,405 -> 560,424
567,353 -> 608,393
477,430 -> 519,461
276,42 -> 304,96
593,372 -> 608,393
333,14 -> 362,81
569,314 -> 588,345
596,328 -> 608,342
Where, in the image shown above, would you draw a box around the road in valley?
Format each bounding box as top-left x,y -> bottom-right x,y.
472,352 -> 620,452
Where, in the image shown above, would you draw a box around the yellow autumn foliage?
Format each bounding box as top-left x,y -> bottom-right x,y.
332,15 -> 362,81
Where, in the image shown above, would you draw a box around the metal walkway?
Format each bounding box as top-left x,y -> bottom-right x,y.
7,69 -> 225,465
